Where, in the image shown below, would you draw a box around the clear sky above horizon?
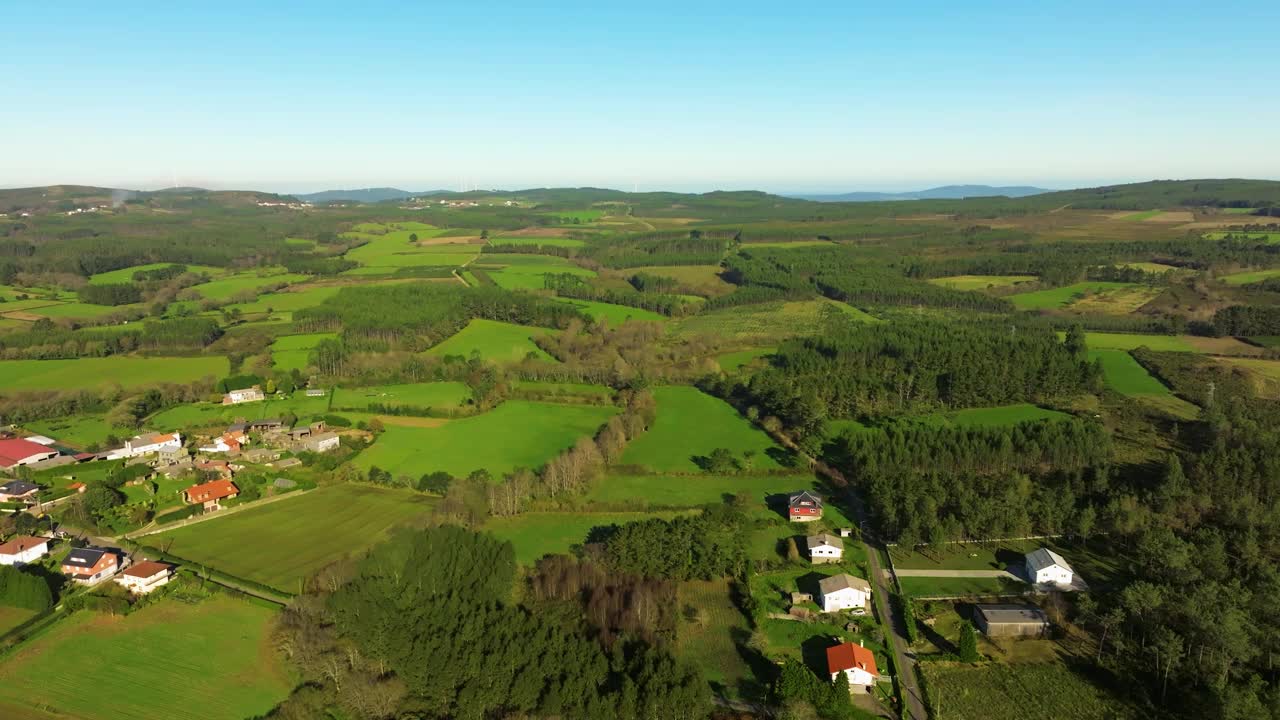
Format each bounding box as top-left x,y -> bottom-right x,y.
3,1 -> 1278,194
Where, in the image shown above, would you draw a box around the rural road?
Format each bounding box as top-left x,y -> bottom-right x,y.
894,568 -> 1021,580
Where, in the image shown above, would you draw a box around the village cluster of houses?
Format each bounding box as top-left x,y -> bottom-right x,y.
0,535 -> 176,595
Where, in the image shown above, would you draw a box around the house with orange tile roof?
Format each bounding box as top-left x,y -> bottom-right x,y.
183,479 -> 239,511
827,640 -> 879,692
115,560 -> 175,594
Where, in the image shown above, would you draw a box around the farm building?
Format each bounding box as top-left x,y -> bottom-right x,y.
222,387 -> 266,405
0,535 -> 49,566
115,560 -> 175,594
304,432 -> 340,453
818,573 -> 871,613
61,547 -> 119,584
200,430 -> 247,454
0,438 -> 59,470
1025,547 -> 1075,588
973,603 -> 1050,638
109,431 -> 182,459
23,435 -> 56,446
806,533 -> 844,564
305,388 -> 327,397
0,480 -> 41,501
184,478 -> 239,511
826,640 -> 879,692
156,446 -> 191,466
788,490 -> 823,522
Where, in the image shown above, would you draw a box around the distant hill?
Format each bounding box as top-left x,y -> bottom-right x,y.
1026,179 -> 1280,211
294,188 -> 448,203
793,185 -> 1051,202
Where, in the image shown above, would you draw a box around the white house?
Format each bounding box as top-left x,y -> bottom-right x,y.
115,560 -> 174,594
1025,547 -> 1074,588
818,573 -> 872,613
827,641 -> 879,693
200,430 -> 247,454
0,535 -> 49,566
806,533 -> 844,564
304,432 -> 340,454
222,387 -> 265,405
124,432 -> 182,457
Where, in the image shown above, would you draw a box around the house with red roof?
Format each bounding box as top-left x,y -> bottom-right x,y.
827,640 -> 879,692
0,438 -> 59,471
115,560 -> 175,594
183,479 -> 239,511
788,490 -> 823,522
0,535 -> 49,566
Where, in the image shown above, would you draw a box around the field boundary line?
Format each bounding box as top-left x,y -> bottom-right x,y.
127,488 -> 313,539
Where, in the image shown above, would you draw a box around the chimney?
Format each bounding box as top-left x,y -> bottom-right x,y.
859,639 -> 863,647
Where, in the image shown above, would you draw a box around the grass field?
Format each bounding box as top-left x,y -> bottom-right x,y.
1220,268 -> 1280,285
915,404 -> 1069,427
677,299 -> 874,342
717,347 -> 774,372
355,400 -> 618,479
483,510 -> 687,564
148,391 -> 331,429
474,254 -> 595,290
586,472 -> 817,507
897,576 -> 1022,597
229,284 -> 344,315
332,381 -> 471,410
24,302 -> 135,319
0,605 -> 36,636
1075,332 -> 1194,352
187,270 -> 307,301
1008,281 -> 1145,310
627,265 -> 735,296
88,263 -> 225,285
920,663 -> 1135,720
490,236 -> 585,248
1116,209 -> 1163,221
24,414 -> 134,449
512,380 -> 613,400
543,209 -> 604,222
269,331 -> 336,372
620,386 -> 785,472
0,595 -> 292,720
1205,230 -> 1280,242
1213,357 -> 1280,398
1090,349 -> 1198,417
676,579 -> 757,698
927,275 -> 1036,290
552,297 -> 665,323
159,485 -> 437,591
425,318 -> 555,362
0,356 -> 228,393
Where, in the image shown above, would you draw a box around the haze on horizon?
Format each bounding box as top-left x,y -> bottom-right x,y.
4,1 -> 1278,194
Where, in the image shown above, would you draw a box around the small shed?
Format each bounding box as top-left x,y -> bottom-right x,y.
973,603 -> 1050,638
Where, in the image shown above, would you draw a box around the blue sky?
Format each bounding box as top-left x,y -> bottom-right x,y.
3,1 -> 1278,193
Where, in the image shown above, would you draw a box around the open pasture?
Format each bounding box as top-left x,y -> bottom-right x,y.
269,331 -> 336,371
24,302 -> 134,319
677,299 -> 874,342
1213,357 -> 1280,399
229,284 -> 344,314
147,390 -> 331,429
474,254 -> 595,290
551,297 -> 665,323
0,356 -> 228,393
1090,349 -> 1198,417
490,236 -> 585,248
927,275 -> 1036,291
586,471 -> 816,507
620,386 -> 786,472
483,509 -> 688,564
89,263 -> 225,284
187,270 -> 307,301
1204,231 -> 1280,242
915,403 -> 1069,427
627,265 -> 735,296
1077,332 -> 1194,352
920,663 -> 1135,720
158,485 -> 436,592
717,347 -> 774,372
0,595 -> 292,720
332,381 -> 471,410
355,400 -> 618,479
25,414 -> 134,449
1008,281 -> 1149,311
1220,267 -> 1280,285
425,318 -> 555,362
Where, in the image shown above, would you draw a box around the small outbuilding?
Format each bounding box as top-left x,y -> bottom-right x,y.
973,603 -> 1050,638
806,533 -> 844,564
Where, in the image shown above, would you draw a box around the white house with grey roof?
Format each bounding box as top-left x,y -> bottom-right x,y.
1025,547 -> 1074,588
818,573 -> 871,613
806,533 -> 844,564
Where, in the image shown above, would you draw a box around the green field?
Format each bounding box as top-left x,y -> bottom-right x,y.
342,226 -> 481,272
1118,209 -> 1163,221
269,331 -> 337,372
0,605 -> 36,636
1090,349 -> 1197,417
675,580 -> 755,695
425,318 -> 555,362
552,297 -> 665,323
474,254 -> 596,290
1008,281 -> 1144,310
916,404 -> 1069,427
512,380 -> 613,400
620,386 -> 785,472
89,263 -> 225,284
483,510 -> 687,564
490,236 -> 585,248
1072,332 -> 1194,352
356,400 -> 618,479
586,472 -> 816,507
1205,230 -> 1280,241
0,356 -> 228,393
148,391 -> 332,429
0,595 -> 292,720
921,663 -> 1135,720
24,414 -> 134,449
717,347 -> 774,372
25,301 -> 134,319
228,284 -> 344,314
187,270 -> 307,301
927,275 -> 1036,290
332,381 -> 471,410
1220,268 -> 1280,285
542,209 -> 604,222
897,576 -> 1023,597
677,299 -> 875,342
159,485 -> 437,592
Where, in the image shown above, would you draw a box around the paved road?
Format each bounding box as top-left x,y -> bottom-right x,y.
894,568 -> 1021,580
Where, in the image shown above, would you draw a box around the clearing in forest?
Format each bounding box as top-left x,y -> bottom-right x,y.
620,386 -> 786,472
157,485 -> 437,592
473,254 -> 596,290
483,510 -> 690,564
551,297 -> 665,324
354,400 -> 618,479
1090,349 -> 1198,417
0,595 -> 293,720
269,331 -> 337,372
1220,268 -> 1280,285
425,318 -> 556,362
926,275 -> 1036,291
1008,281 -> 1147,311
88,262 -> 226,284
676,299 -> 874,343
